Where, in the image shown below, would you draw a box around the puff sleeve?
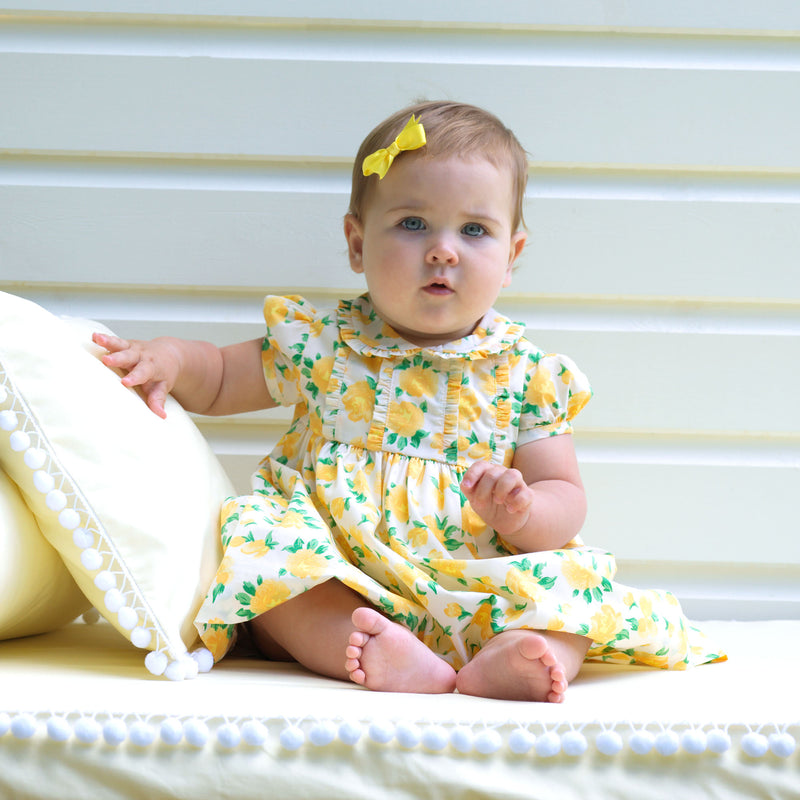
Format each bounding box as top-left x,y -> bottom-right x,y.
261,295 -> 336,407
516,352 -> 592,446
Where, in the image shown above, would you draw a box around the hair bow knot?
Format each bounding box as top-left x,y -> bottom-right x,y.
362,114 -> 426,179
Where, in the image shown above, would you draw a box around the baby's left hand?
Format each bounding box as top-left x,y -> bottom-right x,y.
460,462 -> 534,538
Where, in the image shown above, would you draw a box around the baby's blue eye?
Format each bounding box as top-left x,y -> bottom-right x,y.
462,223 -> 486,237
400,217 -> 425,231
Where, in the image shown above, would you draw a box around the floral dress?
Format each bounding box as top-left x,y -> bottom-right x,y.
195,295 -> 725,671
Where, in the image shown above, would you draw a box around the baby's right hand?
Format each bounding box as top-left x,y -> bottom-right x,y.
92,332 -> 182,419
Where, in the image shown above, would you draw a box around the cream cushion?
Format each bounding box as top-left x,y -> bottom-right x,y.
0,468 -> 89,640
0,291 -> 233,678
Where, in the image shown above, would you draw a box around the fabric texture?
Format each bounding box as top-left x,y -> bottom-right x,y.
0,292 -> 232,675
196,295 -> 724,670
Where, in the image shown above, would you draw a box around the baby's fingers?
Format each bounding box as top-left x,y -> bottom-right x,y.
92,331 -> 130,353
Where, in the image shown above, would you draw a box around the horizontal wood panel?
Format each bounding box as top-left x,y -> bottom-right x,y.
8,1 -> 800,33
3,54 -> 800,168
2,184 -> 799,301
579,462 -> 800,564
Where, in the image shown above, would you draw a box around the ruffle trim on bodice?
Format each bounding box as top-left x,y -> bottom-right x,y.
337,295 -> 527,361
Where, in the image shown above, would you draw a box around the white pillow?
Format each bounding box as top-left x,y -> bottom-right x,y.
0,291 -> 233,679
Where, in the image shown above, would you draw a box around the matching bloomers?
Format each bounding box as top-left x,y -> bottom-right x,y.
195,295 -> 724,671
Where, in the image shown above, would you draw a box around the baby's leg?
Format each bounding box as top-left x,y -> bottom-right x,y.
346,608 -> 457,694
249,579 -> 369,681
455,629 -> 591,703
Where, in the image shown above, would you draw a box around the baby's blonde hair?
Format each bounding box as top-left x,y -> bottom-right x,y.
349,100 -> 529,231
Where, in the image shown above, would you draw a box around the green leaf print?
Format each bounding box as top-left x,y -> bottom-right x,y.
212,583 -> 225,602
444,440 -> 459,463
409,430 -> 429,448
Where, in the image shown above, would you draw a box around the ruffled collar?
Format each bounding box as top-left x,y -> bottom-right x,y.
337,295 -> 526,360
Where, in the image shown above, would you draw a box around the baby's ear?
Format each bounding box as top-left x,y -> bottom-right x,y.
504,231 -> 527,285
344,214 -> 365,273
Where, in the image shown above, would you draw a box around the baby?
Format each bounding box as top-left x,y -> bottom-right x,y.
95,101 -> 723,702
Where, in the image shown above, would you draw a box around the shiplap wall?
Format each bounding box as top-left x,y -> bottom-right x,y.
1,2 -> 798,620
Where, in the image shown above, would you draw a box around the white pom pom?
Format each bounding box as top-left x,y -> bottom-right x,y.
742,732 -> 769,758
33,470 -> 55,493
0,386 -> 7,404
144,650 -> 168,676
131,627 -> 152,648
184,719 -> 210,748
449,726 -> 473,753
46,717 -> 72,742
102,718 -> 127,746
681,729 -> 707,754
11,714 -> 37,739
707,729 -> 731,754
81,608 -> 101,625
0,409 -> 18,431
309,721 -> 337,747
191,647 -> 214,673
242,720 -> 269,747
104,588 -> 125,613
45,489 -> 67,512
9,430 -> 30,451
74,717 -> 101,743
630,730 -> 655,755
58,508 -> 81,530
24,448 -> 47,469
508,728 -> 536,754
561,730 -> 588,757
80,548 -> 103,571
280,725 -> 305,750
596,730 -> 623,756
164,660 -> 187,682
475,729 -> 503,755
180,655 -> 199,680
769,733 -> 796,758
217,722 -> 241,749
0,713 -> 10,736
535,731 -> 561,758
655,731 -> 680,756
160,718 -> 184,745
129,721 -> 155,747
421,725 -> 449,751
117,606 -> 138,631
394,722 -> 421,749
338,721 -> 362,746
368,720 -> 395,744
93,569 -> 116,590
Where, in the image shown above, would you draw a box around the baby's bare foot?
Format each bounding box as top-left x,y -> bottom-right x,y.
456,630 -> 572,703
345,608 -> 457,694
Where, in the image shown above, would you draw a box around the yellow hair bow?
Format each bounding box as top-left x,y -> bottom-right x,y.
362,114 -> 427,179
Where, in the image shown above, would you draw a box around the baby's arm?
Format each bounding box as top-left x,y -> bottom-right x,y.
92,333 -> 275,418
460,434 -> 586,552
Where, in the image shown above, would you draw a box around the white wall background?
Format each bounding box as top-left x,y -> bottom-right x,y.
1,2 -> 798,620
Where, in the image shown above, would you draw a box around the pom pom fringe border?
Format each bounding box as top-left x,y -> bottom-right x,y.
0,365 -> 204,680
0,712 -> 796,760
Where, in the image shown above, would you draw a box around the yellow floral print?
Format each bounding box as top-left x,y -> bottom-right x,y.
561,553 -> 604,591
195,294 -> 725,672
343,380 -> 375,422
387,400 -> 425,437
399,364 -> 438,398
527,364 -> 557,407
286,549 -> 330,579
250,579 -> 291,614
